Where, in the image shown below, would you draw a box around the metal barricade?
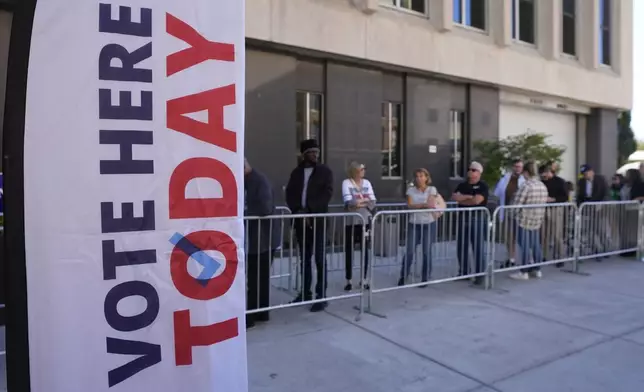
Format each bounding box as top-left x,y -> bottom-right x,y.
244,212 -> 367,315
490,203 -> 577,285
577,201 -> 642,262
366,207 -> 491,311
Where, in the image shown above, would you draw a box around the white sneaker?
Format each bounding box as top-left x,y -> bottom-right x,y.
509,272 -> 529,281
529,270 -> 542,279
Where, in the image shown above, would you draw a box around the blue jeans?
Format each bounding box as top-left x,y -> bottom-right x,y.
457,219 -> 488,276
400,223 -> 436,281
517,227 -> 543,273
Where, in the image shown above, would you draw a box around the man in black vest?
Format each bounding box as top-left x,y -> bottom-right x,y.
285,139 -> 333,312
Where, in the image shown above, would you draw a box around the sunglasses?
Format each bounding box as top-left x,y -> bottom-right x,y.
468,168 -> 479,172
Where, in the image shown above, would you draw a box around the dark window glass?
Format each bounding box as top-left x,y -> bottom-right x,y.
470,0 -> 486,30
398,0 -> 426,14
450,110 -> 465,178
296,91 -> 324,161
381,102 -> 403,178
599,0 -> 611,65
518,0 -> 535,44
562,0 -> 575,55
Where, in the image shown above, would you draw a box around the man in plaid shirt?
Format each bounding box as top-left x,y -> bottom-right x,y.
509,161 -> 549,280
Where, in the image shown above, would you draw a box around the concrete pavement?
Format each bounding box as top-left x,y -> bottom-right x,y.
248,258 -> 644,392
2,258 -> 643,391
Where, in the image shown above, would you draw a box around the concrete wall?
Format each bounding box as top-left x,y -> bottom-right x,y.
247,0 -> 632,110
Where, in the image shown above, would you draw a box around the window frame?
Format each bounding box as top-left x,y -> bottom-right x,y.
381,101 -> 404,180
598,0 -> 611,66
449,110 -> 466,179
561,0 -> 576,57
452,0 -> 487,31
296,90 -> 325,162
511,0 -> 537,45
385,0 -> 428,16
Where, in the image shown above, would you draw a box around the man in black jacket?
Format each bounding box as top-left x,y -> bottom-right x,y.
577,164 -> 609,260
539,165 -> 569,263
244,158 -> 280,328
285,139 -> 333,312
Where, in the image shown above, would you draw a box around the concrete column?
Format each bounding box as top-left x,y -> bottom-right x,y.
586,108 -> 618,177
578,0 -> 599,69
431,0 -> 453,32
538,0 -> 560,60
493,0 -> 512,47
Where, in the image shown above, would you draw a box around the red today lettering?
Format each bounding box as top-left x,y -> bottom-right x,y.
165,14 -> 241,366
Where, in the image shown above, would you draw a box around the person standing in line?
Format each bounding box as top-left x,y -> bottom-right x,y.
452,162 -> 489,286
285,139 -> 333,312
342,161 -> 376,291
619,169 -> 644,258
398,168 -> 445,287
244,158 -> 280,329
576,164 -> 609,260
493,159 -> 525,268
509,162 -> 549,280
610,174 -> 624,201
539,164 -> 569,265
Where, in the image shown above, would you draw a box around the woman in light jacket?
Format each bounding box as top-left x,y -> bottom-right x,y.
398,168 -> 444,286
342,161 -> 376,291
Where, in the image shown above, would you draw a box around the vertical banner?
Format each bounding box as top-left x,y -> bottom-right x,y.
22,1 -> 247,391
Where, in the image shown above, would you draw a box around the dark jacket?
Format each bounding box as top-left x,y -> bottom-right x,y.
543,176 -> 568,203
576,175 -> 608,205
285,162 -> 333,214
244,169 -> 280,254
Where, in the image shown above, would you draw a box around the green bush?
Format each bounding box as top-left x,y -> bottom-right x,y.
473,133 -> 566,187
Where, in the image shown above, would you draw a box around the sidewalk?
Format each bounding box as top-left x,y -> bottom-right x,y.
248,258 -> 644,392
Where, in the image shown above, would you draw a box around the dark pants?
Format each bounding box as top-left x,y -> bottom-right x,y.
294,218 -> 327,299
344,224 -> 369,281
517,227 -> 543,273
400,223 -> 436,281
247,251 -> 273,321
457,219 -> 488,276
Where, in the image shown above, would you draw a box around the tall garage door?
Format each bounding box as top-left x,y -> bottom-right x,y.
500,104 -> 577,183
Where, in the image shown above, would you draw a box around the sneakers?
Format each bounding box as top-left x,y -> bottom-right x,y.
509,271 -> 542,280
509,272 -> 529,281
529,270 -> 542,279
343,282 -> 353,291
310,301 -> 328,313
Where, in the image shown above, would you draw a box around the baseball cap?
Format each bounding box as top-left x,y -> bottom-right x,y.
580,164 -> 593,174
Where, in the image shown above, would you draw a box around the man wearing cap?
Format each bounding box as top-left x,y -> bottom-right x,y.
577,164 -> 609,260
285,139 -> 334,312
452,161 -> 489,285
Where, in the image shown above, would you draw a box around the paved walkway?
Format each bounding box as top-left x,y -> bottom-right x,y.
248,258 -> 644,392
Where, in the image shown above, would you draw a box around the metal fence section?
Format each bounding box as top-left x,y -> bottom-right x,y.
577,201 -> 642,262
490,203 -> 577,285
366,207 -> 491,308
244,212 -> 367,315
242,200 -> 644,317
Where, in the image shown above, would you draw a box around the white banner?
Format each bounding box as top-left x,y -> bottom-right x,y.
23,1 -> 247,391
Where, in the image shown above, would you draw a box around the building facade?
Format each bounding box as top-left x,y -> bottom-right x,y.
0,0 -> 633,203
245,0 -> 632,202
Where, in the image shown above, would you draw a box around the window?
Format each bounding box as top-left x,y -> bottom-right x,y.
512,0 -> 535,44
296,91 -> 324,159
562,0 -> 576,56
453,0 -> 486,30
381,102 -> 403,178
450,110 -> 465,178
599,0 -> 611,65
389,0 -> 426,14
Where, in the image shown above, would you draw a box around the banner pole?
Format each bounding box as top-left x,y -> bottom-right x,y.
3,0 -> 37,390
